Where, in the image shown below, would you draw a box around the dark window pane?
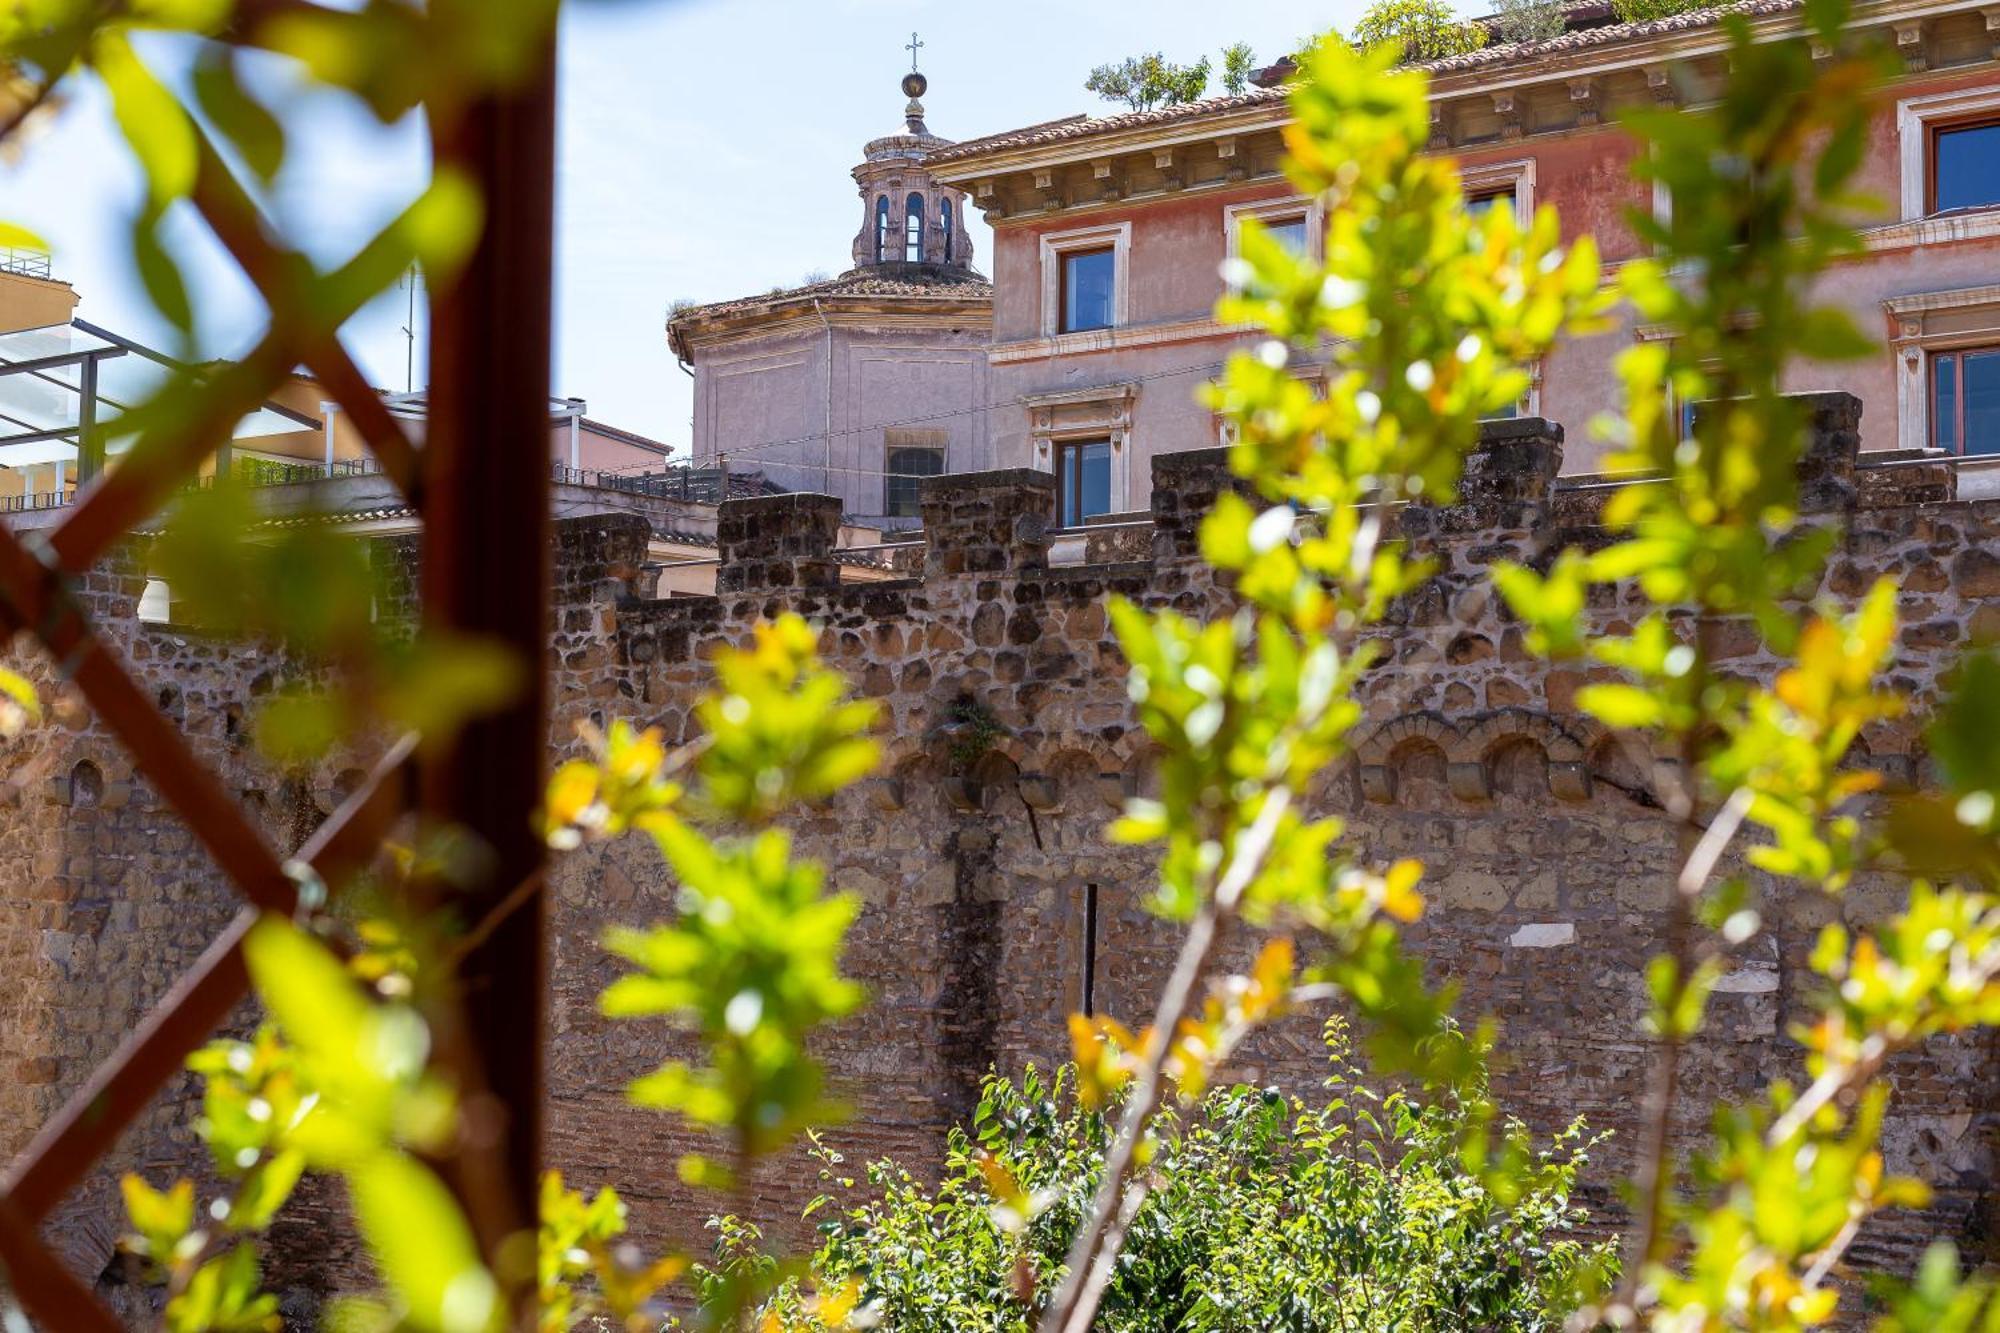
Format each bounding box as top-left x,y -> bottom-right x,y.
1935,121 -> 2000,214
1936,355 -> 1959,453
1057,438 -> 1113,526
1264,215 -> 1309,255
1966,349 -> 2000,456
1077,440 -> 1111,519
1468,187 -> 1514,218
884,445 -> 944,517
1062,248 -> 1115,333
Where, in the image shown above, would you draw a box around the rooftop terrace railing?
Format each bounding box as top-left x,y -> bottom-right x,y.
0,247 -> 52,279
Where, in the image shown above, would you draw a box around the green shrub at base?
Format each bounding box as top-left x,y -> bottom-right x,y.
756,1023 -> 1615,1333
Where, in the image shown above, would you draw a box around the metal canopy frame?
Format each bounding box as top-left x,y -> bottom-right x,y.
0,329 -> 125,481
0,320 -> 321,489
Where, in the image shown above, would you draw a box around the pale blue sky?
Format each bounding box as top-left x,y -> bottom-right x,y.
4,0 -> 1376,453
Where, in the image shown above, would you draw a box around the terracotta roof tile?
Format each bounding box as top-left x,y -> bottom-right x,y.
1424,0 -> 1799,71
929,0 -> 1801,165
928,90 -> 1286,165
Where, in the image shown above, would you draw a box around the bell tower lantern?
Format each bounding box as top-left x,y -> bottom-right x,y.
850,55 -> 976,274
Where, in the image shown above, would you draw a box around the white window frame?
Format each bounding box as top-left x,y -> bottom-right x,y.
1224,195 -> 1325,276
1039,221 -> 1131,339
1897,87 -> 2000,221
1025,383 -> 1137,520
1460,156 -> 1537,232
1885,284 -> 2000,452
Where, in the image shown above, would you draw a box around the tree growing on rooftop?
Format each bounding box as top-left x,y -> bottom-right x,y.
1351,0 -> 1491,60
1219,42 -> 1259,95
1612,0 -> 1712,22
1083,52 -> 1214,112
1491,0 -> 1571,45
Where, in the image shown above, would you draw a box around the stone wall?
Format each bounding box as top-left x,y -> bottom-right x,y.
4,394 -> 1996,1305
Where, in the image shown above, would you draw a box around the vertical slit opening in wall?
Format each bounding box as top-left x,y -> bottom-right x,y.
1082,881 -> 1099,1017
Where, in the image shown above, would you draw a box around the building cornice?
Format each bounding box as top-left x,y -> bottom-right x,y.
932,100 -> 1295,186
932,0 -> 1994,194
990,314 -> 1245,364
676,302 -> 995,357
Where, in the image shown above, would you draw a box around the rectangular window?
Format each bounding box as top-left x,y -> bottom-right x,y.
1225,198 -> 1323,282
1932,118 -> 2000,215
883,435 -> 945,517
1060,248 -> 1116,333
1055,438 -> 1112,527
1467,185 -> 1516,218
1932,346 -> 2000,455
1262,213 -> 1310,255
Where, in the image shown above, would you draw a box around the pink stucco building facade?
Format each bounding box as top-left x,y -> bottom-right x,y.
925,0 -> 2000,519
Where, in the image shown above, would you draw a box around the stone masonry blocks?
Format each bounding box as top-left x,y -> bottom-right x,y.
715,491 -> 843,593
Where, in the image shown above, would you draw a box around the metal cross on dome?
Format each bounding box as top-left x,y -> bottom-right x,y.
906,30 -> 923,72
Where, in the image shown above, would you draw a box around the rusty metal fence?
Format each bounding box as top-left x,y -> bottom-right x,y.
0,44 -> 556,1330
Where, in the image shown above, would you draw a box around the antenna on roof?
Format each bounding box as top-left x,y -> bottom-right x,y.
398,262 -> 426,393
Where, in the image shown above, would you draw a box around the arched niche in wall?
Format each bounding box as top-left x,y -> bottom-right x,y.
69,759 -> 103,809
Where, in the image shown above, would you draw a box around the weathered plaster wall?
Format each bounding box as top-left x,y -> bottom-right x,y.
5,399 -> 1996,1307
687,320 -> 992,523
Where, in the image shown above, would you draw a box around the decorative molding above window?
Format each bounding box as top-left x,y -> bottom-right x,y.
1038,221 -> 1131,339
1886,284 -> 2000,453
1897,86 -> 2000,221
1025,381 -> 1137,519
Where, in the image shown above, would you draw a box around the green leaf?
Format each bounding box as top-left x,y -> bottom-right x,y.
192,50 -> 286,183
253,690 -> 343,764
243,912 -> 372,1048
1792,307 -> 1876,363
400,167 -> 485,285
349,1152 -> 499,1333
95,32 -> 197,208
131,214 -> 194,333
122,1174 -> 195,1261
230,1149 -> 306,1231
1931,652 -> 2000,795
1575,683 -> 1666,730
379,633 -> 524,752
167,1244 -> 278,1333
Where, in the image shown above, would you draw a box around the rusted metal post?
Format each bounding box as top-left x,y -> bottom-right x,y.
419,19 -> 557,1296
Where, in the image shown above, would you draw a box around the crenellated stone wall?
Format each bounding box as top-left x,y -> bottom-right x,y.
4,394 -> 1996,1307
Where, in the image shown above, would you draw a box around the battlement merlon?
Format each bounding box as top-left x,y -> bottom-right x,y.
715,491 -> 845,594
617,396 -> 1971,605
917,467 -> 1055,578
